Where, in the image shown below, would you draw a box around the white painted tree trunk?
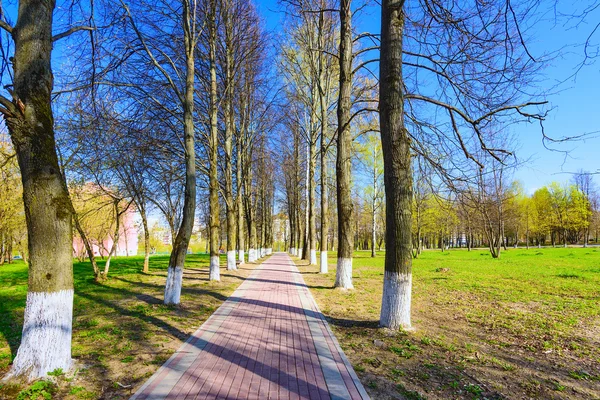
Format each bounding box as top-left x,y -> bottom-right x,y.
310,249 -> 317,265
320,251 -> 328,273
297,249 -> 303,259
266,248 -> 272,255
238,249 -> 245,263
335,258 -> 353,289
209,255 -> 220,281
7,290 -> 74,380
164,266 -> 183,305
248,248 -> 256,262
291,248 -> 297,256
380,270 -> 412,329
227,250 -> 236,271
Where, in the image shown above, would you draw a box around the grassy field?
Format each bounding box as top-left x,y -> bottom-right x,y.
0,254 -> 259,399
297,247 -> 600,400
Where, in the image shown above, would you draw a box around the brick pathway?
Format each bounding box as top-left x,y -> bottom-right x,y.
130,252 -> 369,400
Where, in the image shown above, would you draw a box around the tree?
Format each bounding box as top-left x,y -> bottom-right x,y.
356,131 -> 384,257
0,141 -> 26,264
119,0 -> 204,303
379,0 -> 412,328
573,171 -> 596,247
335,0 -> 354,289
207,0 -> 221,281
378,0 -> 547,329
0,0 -> 91,379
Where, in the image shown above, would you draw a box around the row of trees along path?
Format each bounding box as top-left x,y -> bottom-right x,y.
0,0 -> 560,384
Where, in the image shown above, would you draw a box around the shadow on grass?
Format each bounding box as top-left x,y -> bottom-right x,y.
111,277 -> 228,302
0,294 -> 23,358
74,290 -> 190,342
324,317 -> 380,329
0,253 -> 223,362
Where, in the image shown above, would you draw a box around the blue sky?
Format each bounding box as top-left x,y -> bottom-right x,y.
257,0 -> 600,193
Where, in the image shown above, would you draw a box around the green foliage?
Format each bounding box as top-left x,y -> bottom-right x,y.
46,368 -> 64,377
16,380 -> 56,400
0,143 -> 27,262
531,182 -> 592,244
464,383 -> 483,396
396,383 -> 427,400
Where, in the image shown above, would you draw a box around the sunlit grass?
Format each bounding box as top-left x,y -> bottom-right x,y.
0,253 -> 258,399
298,247 -> 600,399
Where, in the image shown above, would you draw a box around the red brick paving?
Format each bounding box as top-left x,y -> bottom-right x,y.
131,252 -> 369,400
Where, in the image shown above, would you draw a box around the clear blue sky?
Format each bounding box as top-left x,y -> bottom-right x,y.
256,0 -> 600,194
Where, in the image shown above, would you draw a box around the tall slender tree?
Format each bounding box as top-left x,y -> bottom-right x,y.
207,0 -> 221,281
335,0 -> 354,288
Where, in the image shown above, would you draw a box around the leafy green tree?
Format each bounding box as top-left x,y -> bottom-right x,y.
356,132 -> 384,257
0,143 -> 26,264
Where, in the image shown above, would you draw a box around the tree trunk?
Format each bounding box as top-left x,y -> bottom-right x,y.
371,201 -> 377,258
224,8 -> 237,270
379,0 -> 413,329
302,141 -> 310,261
2,0 -> 75,379
309,141 -> 317,265
335,0 -> 354,289
164,1 -> 197,305
318,14 -> 329,273
208,0 -> 221,280
245,163 -> 257,262
103,199 -> 121,278
140,207 -> 150,273
236,136 -> 245,263
73,212 -> 101,280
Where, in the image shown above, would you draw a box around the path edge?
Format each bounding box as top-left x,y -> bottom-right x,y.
129,258 -> 269,400
287,254 -> 371,400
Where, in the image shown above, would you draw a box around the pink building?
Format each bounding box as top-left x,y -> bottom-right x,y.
73,209 -> 139,257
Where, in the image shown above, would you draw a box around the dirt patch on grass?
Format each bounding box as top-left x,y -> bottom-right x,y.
0,255 -> 262,400
297,255 -> 600,400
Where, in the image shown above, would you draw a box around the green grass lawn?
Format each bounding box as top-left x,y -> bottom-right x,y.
298,247 -> 600,400
0,254 -> 258,399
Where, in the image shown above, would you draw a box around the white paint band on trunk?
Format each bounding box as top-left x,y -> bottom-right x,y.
335,257 -> 353,289
297,249 -> 303,259
209,255 -> 220,281
164,266 -> 183,305
8,289 -> 74,380
238,249 -> 245,263
380,270 -> 412,329
320,251 -> 328,273
248,248 -> 256,262
310,249 -> 317,265
226,251 -> 236,270
266,248 -> 272,255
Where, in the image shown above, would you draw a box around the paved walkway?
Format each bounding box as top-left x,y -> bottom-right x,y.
131,252 -> 369,400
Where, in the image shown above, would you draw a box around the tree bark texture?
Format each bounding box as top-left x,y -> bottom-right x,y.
335,0 -> 354,289
164,0 -> 197,305
379,0 -> 413,330
208,0 -> 221,281
2,0 -> 75,379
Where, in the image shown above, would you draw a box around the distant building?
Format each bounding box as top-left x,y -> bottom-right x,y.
73,207 -> 139,257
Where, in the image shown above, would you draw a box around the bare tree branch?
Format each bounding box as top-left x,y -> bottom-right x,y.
52,26 -> 94,42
